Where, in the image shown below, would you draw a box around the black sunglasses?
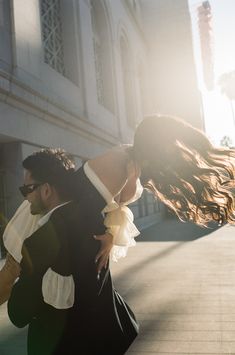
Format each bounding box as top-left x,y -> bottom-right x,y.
19,183 -> 44,198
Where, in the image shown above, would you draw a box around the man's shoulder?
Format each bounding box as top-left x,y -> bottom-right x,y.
51,201 -> 81,218
23,203 -> 79,247
49,201 -> 87,231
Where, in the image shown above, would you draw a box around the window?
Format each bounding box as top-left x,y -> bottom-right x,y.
40,0 -> 65,75
127,0 -> 141,20
91,0 -> 114,112
133,0 -> 137,12
40,0 -> 79,85
0,170 -> 6,257
138,62 -> 147,116
0,0 -> 12,71
120,36 -> 136,128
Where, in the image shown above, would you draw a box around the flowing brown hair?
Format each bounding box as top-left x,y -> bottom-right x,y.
133,115 -> 235,226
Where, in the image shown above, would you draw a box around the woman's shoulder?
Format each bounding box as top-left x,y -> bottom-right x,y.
111,143 -> 132,151
110,144 -> 133,157
86,145 -> 133,198
88,144 -> 130,172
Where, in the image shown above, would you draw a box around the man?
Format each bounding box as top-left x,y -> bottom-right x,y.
0,150 -> 109,307
7,148 -> 138,354
0,149 -> 75,306
7,149 -> 79,354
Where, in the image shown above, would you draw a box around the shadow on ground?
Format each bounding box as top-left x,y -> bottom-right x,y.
0,326 -> 27,355
138,218 -> 220,242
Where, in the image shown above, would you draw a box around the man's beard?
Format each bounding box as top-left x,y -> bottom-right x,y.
30,197 -> 47,215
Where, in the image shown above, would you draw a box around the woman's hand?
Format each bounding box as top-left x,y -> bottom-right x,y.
94,233 -> 114,275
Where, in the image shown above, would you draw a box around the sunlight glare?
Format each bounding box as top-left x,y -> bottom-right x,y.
189,0 -> 235,146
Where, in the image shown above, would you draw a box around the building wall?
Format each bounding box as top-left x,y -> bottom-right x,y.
140,0 -> 203,129
0,1 -> 204,258
0,0 -> 161,243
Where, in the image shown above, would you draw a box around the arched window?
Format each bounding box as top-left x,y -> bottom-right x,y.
0,0 -> 12,71
127,0 -> 141,20
91,0 -> 114,113
40,0 -> 65,75
133,0 -> 137,13
120,36 -> 135,128
138,61 -> 147,116
0,169 -> 6,257
40,0 -> 79,85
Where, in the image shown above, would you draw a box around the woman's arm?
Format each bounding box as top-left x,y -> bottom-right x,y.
118,160 -> 141,203
85,147 -> 141,268
0,253 -> 21,305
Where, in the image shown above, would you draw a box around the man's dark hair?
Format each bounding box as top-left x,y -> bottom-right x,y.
22,148 -> 76,200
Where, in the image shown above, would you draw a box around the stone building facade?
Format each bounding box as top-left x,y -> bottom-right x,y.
0,0 -> 203,255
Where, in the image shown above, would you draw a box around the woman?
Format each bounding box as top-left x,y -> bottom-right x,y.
87,113 -> 235,228
133,114 -> 235,226
2,114 -> 235,305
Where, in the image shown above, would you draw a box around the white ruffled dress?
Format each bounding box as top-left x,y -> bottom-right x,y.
3,162 -> 143,309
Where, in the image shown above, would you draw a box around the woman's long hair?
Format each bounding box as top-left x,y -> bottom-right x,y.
133,115 -> 235,226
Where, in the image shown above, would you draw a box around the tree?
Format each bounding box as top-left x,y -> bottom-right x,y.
220,135 -> 233,148
197,1 -> 214,90
218,70 -> 235,100
218,70 -> 235,128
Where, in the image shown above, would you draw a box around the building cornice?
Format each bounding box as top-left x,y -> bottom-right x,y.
0,70 -> 119,147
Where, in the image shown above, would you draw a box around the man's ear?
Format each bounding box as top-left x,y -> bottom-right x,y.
42,182 -> 53,199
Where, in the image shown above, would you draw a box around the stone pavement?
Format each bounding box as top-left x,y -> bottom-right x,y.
112,220 -> 235,354
1,219 -> 235,354
0,301 -> 26,355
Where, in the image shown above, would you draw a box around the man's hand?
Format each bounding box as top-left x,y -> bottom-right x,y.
4,253 -> 21,281
94,233 -> 114,275
0,253 -> 21,305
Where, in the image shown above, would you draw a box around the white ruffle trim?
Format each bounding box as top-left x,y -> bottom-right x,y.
42,268 -> 74,309
3,200 -> 40,263
104,205 -> 140,261
84,162 -> 143,262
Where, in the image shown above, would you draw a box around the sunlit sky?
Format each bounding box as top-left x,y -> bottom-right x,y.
189,0 -> 235,146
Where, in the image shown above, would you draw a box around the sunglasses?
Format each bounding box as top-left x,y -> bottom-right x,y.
19,183 -> 44,198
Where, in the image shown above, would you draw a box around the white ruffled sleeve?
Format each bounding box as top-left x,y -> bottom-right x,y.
103,205 -> 140,262
83,162 -> 143,261
102,177 -> 143,261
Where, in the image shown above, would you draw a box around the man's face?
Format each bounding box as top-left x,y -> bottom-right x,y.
24,170 -> 47,215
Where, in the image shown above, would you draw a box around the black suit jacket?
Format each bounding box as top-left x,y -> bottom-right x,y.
7,198 -> 107,352
8,168 -> 138,355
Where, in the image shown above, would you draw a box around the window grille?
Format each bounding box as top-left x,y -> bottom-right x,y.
93,34 -> 105,105
40,0 -> 65,76
91,4 -> 105,106
120,37 -> 135,128
0,171 -> 7,257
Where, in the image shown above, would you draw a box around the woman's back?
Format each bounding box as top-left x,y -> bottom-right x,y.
88,145 -> 140,202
